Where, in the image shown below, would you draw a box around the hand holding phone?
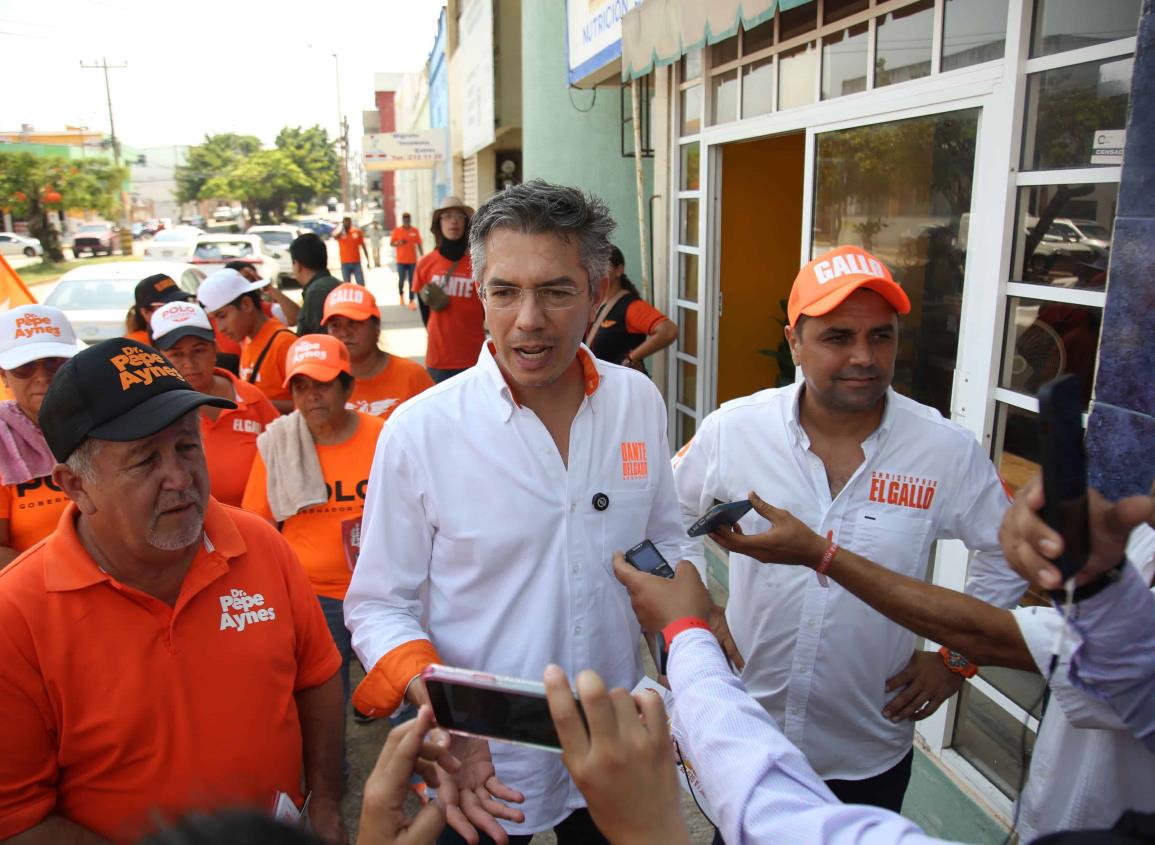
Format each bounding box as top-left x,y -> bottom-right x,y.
687,499 -> 753,537
624,539 -> 676,578
1037,375 -> 1090,582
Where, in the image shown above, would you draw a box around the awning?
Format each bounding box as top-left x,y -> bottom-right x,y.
621,0 -> 814,80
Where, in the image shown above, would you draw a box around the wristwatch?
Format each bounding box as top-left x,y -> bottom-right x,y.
939,646 -> 978,678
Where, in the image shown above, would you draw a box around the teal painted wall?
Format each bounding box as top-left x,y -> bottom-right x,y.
520,2 -> 654,291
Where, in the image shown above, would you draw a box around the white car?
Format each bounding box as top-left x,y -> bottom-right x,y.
141,226 -> 205,261
247,225 -> 305,285
42,262 -> 205,345
189,233 -> 289,284
0,232 -> 43,258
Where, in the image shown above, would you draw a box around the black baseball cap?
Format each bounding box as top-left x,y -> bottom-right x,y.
135,273 -> 193,308
39,338 -> 235,462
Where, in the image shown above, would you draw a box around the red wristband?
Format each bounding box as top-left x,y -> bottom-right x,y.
816,542 -> 839,576
661,616 -> 711,646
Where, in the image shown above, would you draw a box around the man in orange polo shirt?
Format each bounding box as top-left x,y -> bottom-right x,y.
150,301 -> 280,506
390,211 -> 424,308
0,338 -> 344,844
322,284 -> 432,420
334,216 -> 369,286
198,268 -> 296,414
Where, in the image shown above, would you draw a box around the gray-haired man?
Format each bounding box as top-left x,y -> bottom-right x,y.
346,181 -> 691,845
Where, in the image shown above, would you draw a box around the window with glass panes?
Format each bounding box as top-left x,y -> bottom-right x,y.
701,0 -> 1012,127
950,0 -> 1139,799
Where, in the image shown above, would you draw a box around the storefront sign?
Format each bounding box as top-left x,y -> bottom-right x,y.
1091,129 -> 1125,165
566,0 -> 642,86
459,0 -> 496,158
362,131 -> 447,171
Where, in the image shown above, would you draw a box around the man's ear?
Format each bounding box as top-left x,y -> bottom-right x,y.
784,324 -> 801,366
590,276 -> 609,314
52,464 -> 96,514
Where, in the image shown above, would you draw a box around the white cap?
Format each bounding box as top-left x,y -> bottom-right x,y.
150,301 -> 217,350
0,305 -> 80,370
196,268 -> 268,313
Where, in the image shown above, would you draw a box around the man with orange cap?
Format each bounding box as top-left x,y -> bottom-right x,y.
322,284 -> 432,420
672,246 -> 1024,814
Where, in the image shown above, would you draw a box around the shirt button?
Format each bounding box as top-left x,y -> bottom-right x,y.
572,564 -> 580,573
575,625 -> 583,634
570,503 -> 577,513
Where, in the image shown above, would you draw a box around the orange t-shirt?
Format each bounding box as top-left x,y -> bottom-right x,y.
412,251 -> 485,370
0,476 -> 70,553
623,299 -> 669,335
124,328 -> 150,345
390,226 -> 423,265
347,355 -> 433,419
0,500 -> 341,843
239,318 -> 295,403
242,413 -> 384,600
335,227 -> 365,264
201,369 -> 281,506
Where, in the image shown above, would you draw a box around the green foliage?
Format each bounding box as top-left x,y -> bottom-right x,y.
275,125 -> 340,207
175,133 -> 261,204
177,127 -> 338,223
0,151 -> 126,261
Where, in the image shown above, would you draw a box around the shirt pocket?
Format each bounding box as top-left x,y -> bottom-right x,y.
592,488 -> 655,574
852,510 -> 933,578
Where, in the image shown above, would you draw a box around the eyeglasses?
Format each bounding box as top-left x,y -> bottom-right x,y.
6,357 -> 66,380
480,285 -> 585,311
440,211 -> 467,222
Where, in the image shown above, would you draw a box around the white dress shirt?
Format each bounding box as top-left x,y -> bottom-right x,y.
672,383 -> 1024,780
669,628 -> 954,845
345,344 -> 688,835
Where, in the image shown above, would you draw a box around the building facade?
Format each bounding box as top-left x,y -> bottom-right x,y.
613,0 -> 1145,837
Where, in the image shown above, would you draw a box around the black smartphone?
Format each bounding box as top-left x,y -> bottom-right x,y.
687,499 -> 753,537
625,539 -> 676,578
422,665 -> 582,753
1037,375 -> 1090,581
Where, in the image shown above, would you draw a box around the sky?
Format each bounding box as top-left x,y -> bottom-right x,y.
0,0 -> 445,151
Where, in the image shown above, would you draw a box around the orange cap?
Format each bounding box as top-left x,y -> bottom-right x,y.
322,283 -> 381,324
787,246 -> 911,327
283,334 -> 351,387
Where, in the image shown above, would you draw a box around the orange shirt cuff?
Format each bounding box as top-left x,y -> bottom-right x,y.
352,639 -> 442,718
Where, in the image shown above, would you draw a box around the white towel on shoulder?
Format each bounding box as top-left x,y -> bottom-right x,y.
256,410 -> 328,522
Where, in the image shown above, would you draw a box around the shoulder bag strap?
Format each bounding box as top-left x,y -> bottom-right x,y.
247,328 -> 294,384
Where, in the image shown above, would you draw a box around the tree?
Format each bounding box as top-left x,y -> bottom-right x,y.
0,152 -> 125,261
202,149 -> 313,223
275,125 -> 340,209
175,133 -> 261,204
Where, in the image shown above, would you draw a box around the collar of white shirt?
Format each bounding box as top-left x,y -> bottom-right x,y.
475,340 -> 604,422
785,379 -> 898,452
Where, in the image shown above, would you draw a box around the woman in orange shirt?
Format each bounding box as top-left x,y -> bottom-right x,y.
586,245 -> 678,375
242,334 -> 384,715
0,305 -> 80,565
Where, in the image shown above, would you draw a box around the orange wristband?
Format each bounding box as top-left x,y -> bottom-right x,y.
661,616 -> 711,646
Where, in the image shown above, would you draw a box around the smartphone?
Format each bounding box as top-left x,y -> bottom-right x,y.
422,664 -> 579,753
687,499 -> 753,537
1037,375 -> 1090,581
625,539 -> 676,578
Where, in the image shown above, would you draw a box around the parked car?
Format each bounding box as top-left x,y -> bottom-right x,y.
212,206 -> 239,222
189,233 -> 287,282
247,225 -> 306,285
182,214 -> 207,228
295,218 -> 335,239
71,222 -> 118,257
141,226 -> 205,261
0,232 -> 43,258
1049,217 -> 1112,253
42,261 -> 204,345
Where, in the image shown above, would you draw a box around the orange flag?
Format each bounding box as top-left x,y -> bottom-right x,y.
0,253 -> 36,310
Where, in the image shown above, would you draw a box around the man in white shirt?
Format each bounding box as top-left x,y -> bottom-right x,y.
345,180 -> 688,845
673,246 -> 1025,812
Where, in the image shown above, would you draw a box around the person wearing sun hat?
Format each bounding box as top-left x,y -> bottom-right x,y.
0,336 -> 347,842
411,195 -> 484,383
0,305 -> 80,563
242,333 -> 385,739
672,244 -> 1025,813
150,300 -> 279,507
322,284 -> 432,420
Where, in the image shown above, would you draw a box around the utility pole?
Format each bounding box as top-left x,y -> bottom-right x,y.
80,58 -> 131,252
333,53 -> 351,212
